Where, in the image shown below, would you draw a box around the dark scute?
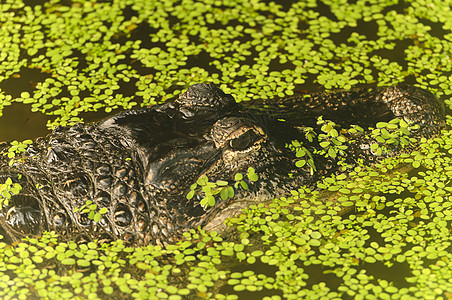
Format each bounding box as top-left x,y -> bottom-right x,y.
97,176 -> 113,190
81,159 -> 95,171
137,217 -> 147,232
122,232 -> 135,244
62,173 -> 93,197
6,195 -> 41,234
83,141 -> 97,149
78,212 -> 91,226
114,204 -> 133,227
115,167 -> 128,179
68,124 -> 84,135
97,233 -> 114,244
96,164 -> 111,175
52,211 -> 68,227
95,191 -> 111,207
75,234 -> 91,244
46,146 -> 74,165
26,144 -> 40,156
113,181 -> 128,197
129,191 -> 146,213
77,133 -> 94,141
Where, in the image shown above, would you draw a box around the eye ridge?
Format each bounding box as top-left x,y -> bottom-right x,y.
229,130 -> 260,151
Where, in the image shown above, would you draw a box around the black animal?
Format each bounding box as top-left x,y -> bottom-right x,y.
0,83 -> 444,246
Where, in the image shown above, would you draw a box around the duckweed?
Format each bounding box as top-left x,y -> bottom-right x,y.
0,0 -> 451,299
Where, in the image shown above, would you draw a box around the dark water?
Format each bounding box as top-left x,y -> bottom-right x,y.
0,0 -> 447,143
0,103 -> 50,141
0,103 -> 116,141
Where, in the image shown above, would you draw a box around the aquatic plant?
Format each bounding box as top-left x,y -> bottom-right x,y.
0,0 -> 451,298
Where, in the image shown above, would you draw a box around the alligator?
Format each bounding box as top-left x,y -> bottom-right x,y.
0,83 -> 445,246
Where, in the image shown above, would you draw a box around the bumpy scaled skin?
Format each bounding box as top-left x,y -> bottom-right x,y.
0,84 -> 445,246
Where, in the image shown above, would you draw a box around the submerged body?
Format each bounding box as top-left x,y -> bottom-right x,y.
0,84 -> 445,246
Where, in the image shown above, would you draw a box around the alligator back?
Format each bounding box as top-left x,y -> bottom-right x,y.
0,122 -> 176,246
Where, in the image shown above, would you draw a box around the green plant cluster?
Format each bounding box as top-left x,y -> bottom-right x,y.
1,126 -> 451,299
2,140 -> 32,166
228,128 -> 452,299
287,115 -> 417,178
0,177 -> 21,208
369,119 -> 418,155
316,117 -> 348,159
73,200 -> 109,223
187,167 -> 258,208
0,0 -> 451,299
0,0 -> 451,128
0,140 -> 31,207
286,139 -> 316,174
1,127 -> 452,299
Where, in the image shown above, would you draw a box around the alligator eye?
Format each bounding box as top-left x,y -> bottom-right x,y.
229,130 -> 260,151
